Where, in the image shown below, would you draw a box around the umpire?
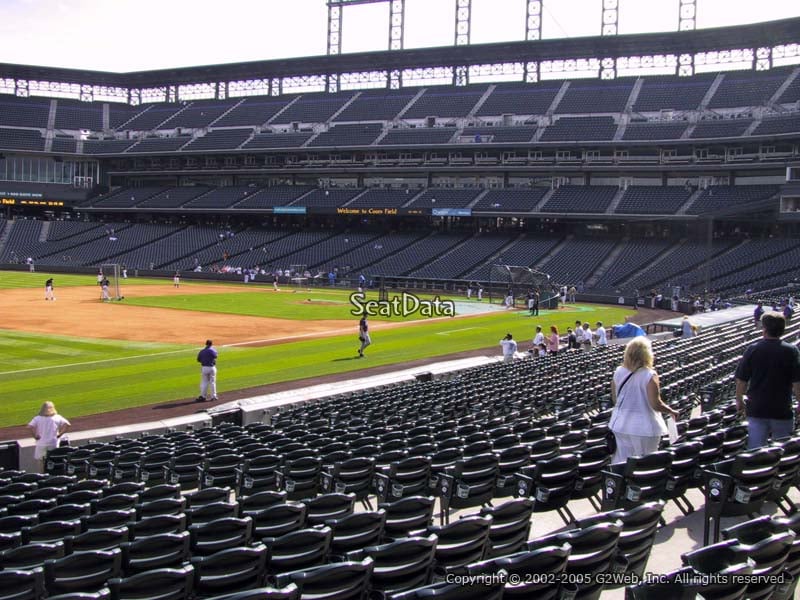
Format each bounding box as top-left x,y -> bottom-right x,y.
196,340 -> 218,402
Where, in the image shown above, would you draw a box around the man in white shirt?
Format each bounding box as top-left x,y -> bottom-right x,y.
500,333 -> 517,363
582,323 -> 593,349
574,320 -> 584,345
595,321 -> 608,347
532,326 -> 545,348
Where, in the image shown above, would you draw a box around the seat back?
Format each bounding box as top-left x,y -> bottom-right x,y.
128,514 -> 187,539
136,497 -> 186,520
185,487 -> 231,508
190,544 -> 268,597
187,501 -> 239,526
378,496 -> 435,540
107,565 -> 194,600
425,515 -> 492,573
273,558 -> 372,600
303,493 -> 355,526
465,542 -> 571,599
44,548 -> 123,596
239,491 -> 287,517
346,534 -> 437,595
189,517 -> 253,556
0,568 -> 47,600
189,584 -> 299,599
479,497 -> 534,558
120,531 -> 191,575
264,527 -> 333,574
327,510 -> 386,555
252,502 -> 307,541
22,520 -> 83,544
576,501 -> 665,579
65,527 -> 129,553
0,541 -> 66,570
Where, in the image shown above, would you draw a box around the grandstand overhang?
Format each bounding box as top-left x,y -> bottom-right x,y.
1,17 -> 799,100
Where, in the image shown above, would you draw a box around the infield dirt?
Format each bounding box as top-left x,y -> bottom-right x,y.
0,284 -> 358,346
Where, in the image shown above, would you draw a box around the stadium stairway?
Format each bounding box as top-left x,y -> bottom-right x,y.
394,88 -> 427,120
769,67 -> 800,105
265,96 -> 301,126
467,85 -> 496,118
0,220 -> 14,256
532,235 -> 571,271
585,238 -> 628,287
327,92 -> 361,123
699,73 -> 726,111
546,81 -> 570,115
675,188 -> 704,215
207,98 -> 247,127
465,190 -> 489,209
604,187 -> 626,214
616,241 -> 685,290
532,187 -> 555,212
37,221 -> 51,243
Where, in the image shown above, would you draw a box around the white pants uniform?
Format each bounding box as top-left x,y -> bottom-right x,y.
467,288 -> 472,299
359,332 -> 371,354
101,285 -> 110,300
200,366 -> 217,399
174,277 -> 180,287
45,285 -> 55,301
477,289 -> 483,300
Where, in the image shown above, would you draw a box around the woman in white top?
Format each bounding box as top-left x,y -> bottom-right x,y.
28,401 -> 70,465
608,337 -> 678,464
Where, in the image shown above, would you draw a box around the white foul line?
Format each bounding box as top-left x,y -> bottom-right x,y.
435,327 -> 479,336
0,348 -> 192,376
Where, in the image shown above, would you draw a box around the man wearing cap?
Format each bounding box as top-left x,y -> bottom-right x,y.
500,333 -> 517,363
196,340 -> 218,402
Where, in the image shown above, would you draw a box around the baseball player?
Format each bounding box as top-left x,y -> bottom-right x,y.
173,271 -> 181,288
100,277 -> 110,301
358,316 -> 371,357
44,278 -> 55,301
196,339 -> 218,402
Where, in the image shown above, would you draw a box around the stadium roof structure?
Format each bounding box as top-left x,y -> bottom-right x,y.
1,17 -> 798,101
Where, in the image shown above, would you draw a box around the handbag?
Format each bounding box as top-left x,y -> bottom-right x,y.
606,369 -> 638,454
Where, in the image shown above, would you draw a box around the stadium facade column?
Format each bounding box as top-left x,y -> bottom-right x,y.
215,82 -> 227,100
327,3 -> 342,55
601,0 -> 618,36
454,0 -> 471,46
526,1 -> 542,41
14,79 -> 28,98
389,0 -> 405,50
678,0 -> 697,31
756,47 -> 773,71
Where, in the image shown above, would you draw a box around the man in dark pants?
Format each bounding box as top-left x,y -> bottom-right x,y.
196,340 -> 219,402
735,312 -> 800,449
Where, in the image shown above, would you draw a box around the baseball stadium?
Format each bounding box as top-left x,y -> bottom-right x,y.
0,1 -> 799,598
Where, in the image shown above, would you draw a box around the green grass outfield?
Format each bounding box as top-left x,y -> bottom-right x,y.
0,271 -> 633,428
126,287 -> 475,321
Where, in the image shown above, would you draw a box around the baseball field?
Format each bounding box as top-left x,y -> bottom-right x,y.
0,270 -> 635,429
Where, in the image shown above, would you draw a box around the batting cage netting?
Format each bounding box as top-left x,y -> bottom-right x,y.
487,264 -> 559,309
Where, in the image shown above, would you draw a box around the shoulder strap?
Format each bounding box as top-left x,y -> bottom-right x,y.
617,369 -> 638,395
615,368 -> 639,409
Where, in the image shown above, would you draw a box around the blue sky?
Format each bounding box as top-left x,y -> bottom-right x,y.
0,0 -> 798,72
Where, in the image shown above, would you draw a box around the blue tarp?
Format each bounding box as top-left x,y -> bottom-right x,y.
613,323 -> 646,338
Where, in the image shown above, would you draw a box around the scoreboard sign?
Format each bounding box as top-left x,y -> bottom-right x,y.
1,197 -> 65,207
